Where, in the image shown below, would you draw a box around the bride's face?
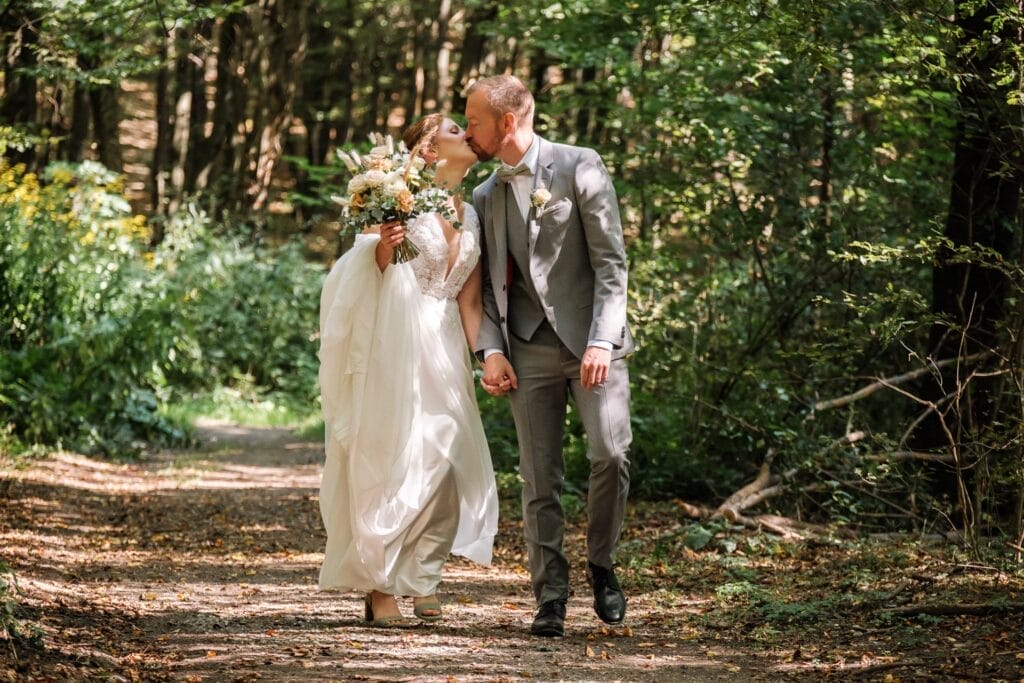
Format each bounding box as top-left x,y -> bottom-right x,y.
434,118 -> 477,168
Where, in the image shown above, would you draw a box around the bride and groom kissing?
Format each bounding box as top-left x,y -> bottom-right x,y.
317,74 -> 633,638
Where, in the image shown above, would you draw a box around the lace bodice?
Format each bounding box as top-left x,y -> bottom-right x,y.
406,205 -> 480,300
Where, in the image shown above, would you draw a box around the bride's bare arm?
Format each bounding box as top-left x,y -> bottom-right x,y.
457,263 -> 484,348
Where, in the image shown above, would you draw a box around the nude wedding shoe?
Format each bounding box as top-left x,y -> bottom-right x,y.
364,593 -> 417,628
412,595 -> 443,622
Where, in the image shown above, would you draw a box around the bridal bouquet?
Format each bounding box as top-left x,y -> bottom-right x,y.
333,133 -> 457,263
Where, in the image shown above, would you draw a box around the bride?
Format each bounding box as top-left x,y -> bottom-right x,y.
317,114 -> 499,626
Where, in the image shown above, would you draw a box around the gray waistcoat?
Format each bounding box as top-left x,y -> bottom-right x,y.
505,193 -> 546,341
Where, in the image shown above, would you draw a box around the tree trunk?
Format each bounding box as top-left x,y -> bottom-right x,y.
184,17 -> 214,194
206,12 -> 246,216
452,2 -> 496,110
0,2 -> 39,167
251,0 -> 308,216
915,0 -> 1023,534
819,74 -> 835,230
150,32 -> 174,226
929,1 -> 1020,375
89,85 -> 122,172
435,0 -> 452,113
67,76 -> 90,162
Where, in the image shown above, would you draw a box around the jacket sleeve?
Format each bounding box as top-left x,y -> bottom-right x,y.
573,149 -> 629,349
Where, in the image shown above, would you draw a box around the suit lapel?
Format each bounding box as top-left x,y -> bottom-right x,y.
488,176 -> 508,298
529,138 -> 555,255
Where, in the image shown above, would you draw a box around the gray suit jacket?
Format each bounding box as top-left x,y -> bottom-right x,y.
472,137 -> 634,361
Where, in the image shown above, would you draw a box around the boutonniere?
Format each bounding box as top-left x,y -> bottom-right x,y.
530,187 -> 552,210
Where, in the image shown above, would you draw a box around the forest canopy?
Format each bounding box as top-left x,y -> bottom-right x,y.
1,0 -> 1022,551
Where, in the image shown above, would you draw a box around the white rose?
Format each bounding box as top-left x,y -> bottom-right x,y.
363,170 -> 386,186
531,188 -> 552,208
383,172 -> 408,197
347,175 -> 367,194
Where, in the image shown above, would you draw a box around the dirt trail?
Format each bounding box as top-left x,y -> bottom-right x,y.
1,421 -> 758,682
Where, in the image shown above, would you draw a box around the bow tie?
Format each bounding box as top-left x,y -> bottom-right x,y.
497,163 -> 531,183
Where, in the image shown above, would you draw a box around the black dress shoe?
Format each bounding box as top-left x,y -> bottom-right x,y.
588,562 -> 626,624
530,599 -> 566,637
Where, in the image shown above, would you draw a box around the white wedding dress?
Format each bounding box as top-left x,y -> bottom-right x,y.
318,205 -> 498,596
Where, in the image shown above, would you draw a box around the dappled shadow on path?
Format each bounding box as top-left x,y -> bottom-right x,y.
1,421 -> 757,682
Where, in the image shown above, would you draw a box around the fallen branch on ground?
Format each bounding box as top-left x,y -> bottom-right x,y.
674,450 -> 829,539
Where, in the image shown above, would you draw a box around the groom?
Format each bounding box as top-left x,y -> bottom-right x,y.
464,75 -> 633,637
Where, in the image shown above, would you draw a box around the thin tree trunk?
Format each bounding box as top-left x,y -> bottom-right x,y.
0,2 -> 39,167
411,18 -> 426,120
184,17 -> 213,194
435,0 -> 452,113
150,32 -> 174,226
67,76 -> 90,162
90,85 -> 122,171
819,74 -> 835,229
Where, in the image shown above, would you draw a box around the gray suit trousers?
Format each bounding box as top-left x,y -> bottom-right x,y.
508,322 -> 632,605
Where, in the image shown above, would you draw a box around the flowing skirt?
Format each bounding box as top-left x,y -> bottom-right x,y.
317,234 -> 498,596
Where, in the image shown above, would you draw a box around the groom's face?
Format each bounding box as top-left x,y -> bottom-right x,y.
464,90 -> 503,162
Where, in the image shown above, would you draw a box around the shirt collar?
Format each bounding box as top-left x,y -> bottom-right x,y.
502,135 -> 540,173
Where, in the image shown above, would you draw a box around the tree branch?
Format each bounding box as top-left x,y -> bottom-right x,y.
813,351 -> 992,412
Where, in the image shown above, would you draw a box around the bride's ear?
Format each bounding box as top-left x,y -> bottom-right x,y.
421,148 -> 438,165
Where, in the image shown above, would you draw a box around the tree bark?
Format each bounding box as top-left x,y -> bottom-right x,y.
150,31 -> 174,226
205,11 -> 246,217
435,0 -> 452,113
452,1 -> 496,110
920,0 -> 1022,443
67,76 -> 90,162
251,0 -> 308,216
89,85 -> 122,172
184,16 -> 214,194
0,2 -> 39,167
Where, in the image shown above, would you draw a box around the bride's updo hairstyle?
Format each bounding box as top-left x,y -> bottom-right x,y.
403,113 -> 444,160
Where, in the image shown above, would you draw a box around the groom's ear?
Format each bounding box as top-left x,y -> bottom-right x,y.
501,112 -> 518,135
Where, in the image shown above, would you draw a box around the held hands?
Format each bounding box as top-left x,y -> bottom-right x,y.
580,345 -> 611,390
480,353 -> 518,396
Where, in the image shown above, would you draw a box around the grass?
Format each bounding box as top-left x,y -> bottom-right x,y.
160,386 -> 323,437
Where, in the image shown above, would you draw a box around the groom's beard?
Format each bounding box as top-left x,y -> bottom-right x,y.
468,141 -> 493,162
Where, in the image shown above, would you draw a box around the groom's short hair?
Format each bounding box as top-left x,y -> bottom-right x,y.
467,75 -> 534,129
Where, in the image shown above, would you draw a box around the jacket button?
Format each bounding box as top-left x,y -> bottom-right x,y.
500,316 -> 506,323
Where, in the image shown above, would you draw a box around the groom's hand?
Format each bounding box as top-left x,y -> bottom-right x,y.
481,353 -> 517,396
580,346 -> 611,390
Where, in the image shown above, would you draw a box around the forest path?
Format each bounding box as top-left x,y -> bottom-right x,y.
1,421 -> 760,682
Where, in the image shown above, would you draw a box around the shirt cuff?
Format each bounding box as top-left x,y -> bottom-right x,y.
587,340 -> 614,351
483,348 -> 505,360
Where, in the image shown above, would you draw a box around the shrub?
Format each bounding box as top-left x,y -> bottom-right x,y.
0,161 -> 323,455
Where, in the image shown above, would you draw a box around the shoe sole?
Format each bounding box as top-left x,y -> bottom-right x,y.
530,626 -> 564,637
594,605 -> 626,625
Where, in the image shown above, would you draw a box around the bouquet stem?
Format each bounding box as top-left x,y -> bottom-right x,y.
392,239 -> 420,264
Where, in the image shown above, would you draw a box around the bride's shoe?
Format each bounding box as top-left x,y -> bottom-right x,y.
364,593 -> 416,628
413,595 -> 443,622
